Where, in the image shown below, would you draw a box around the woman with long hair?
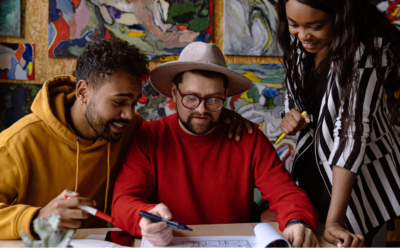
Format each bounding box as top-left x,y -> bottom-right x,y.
277,0 -> 400,247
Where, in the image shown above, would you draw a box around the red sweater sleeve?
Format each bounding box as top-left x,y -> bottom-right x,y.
112,126 -> 156,237
253,130 -> 319,233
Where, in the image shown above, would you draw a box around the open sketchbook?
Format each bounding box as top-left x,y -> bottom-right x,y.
141,223 -> 291,248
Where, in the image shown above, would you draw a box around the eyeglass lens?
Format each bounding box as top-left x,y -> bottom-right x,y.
182,95 -> 224,111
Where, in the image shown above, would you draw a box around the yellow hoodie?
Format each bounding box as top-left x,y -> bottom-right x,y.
0,75 -> 145,239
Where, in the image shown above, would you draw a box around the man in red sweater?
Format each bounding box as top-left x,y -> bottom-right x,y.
112,42 -> 319,247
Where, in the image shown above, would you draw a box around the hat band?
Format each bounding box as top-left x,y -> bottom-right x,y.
179,59 -> 226,67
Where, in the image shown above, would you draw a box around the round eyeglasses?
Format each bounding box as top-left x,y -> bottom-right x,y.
176,86 -> 226,112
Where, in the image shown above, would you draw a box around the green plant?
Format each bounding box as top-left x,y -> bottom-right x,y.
20,214 -> 74,247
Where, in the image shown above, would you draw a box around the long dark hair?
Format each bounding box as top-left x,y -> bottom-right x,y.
277,0 -> 400,138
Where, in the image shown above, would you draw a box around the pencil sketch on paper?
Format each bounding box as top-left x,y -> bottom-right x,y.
223,0 -> 282,56
142,236 -> 259,248
182,240 -> 253,247
48,0 -> 213,60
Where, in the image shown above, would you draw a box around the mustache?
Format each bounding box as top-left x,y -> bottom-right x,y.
109,119 -> 129,125
188,112 -> 212,119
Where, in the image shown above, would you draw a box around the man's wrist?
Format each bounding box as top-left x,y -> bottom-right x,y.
30,212 -> 40,239
285,219 -> 311,230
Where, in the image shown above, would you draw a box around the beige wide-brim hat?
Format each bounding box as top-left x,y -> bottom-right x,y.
150,42 -> 253,98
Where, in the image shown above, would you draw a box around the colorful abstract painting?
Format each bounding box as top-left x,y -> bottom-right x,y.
137,64 -> 296,170
136,76 -> 177,120
226,64 -> 295,170
223,0 -> 282,56
373,0 -> 400,29
48,0 -> 213,60
0,0 -> 21,37
0,83 -> 41,132
0,43 -> 34,80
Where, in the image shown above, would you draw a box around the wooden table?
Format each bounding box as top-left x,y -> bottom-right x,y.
0,222 -> 334,248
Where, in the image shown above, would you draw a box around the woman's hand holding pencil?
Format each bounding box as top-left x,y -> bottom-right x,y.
276,109 -> 310,144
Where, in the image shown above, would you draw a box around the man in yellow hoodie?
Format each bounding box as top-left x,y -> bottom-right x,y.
0,38 -> 149,239
0,39 -> 252,240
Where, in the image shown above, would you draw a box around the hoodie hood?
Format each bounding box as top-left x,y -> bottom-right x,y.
31,75 -> 107,149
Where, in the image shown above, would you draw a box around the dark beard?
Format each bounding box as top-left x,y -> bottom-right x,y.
177,111 -> 216,135
85,100 -> 127,142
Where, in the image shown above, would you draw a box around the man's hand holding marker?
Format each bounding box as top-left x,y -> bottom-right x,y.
35,189 -> 95,231
63,195 -> 114,223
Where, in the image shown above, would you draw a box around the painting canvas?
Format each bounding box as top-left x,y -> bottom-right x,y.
372,0 -> 400,29
0,0 -> 21,37
223,0 -> 282,56
48,0 -> 213,60
137,64 -> 296,170
136,75 -> 177,120
226,64 -> 295,170
0,43 -> 34,80
0,83 -> 41,132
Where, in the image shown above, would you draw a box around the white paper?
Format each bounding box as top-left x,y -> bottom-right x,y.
85,234 -> 107,240
141,236 -> 259,248
254,223 -> 291,247
141,223 -> 291,248
70,239 -> 129,248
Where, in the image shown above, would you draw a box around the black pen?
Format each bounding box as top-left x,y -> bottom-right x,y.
139,210 -> 193,231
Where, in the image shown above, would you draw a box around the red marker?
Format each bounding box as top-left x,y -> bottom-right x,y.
64,196 -> 113,223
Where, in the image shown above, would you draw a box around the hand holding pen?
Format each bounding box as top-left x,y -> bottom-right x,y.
35,189 -> 95,232
277,109 -> 310,144
139,203 -> 180,247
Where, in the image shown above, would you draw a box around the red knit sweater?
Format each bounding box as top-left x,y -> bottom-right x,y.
112,113 -> 318,236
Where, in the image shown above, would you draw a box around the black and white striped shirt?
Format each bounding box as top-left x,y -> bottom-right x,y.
285,37 -> 400,236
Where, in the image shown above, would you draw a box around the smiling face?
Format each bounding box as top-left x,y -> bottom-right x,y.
85,71 -> 142,142
172,71 -> 228,136
285,0 -> 334,59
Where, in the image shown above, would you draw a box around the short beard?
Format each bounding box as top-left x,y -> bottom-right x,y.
177,111 -> 216,135
85,99 -> 121,142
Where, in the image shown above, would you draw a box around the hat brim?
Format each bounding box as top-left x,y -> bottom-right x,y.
150,61 -> 253,98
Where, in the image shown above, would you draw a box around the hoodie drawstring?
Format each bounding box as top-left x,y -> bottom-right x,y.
74,138 -> 80,192
74,139 -> 110,216
104,142 -> 111,214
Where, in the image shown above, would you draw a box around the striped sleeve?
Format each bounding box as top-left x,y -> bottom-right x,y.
328,38 -> 395,173
284,82 -> 296,113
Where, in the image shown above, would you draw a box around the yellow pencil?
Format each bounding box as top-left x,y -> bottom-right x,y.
275,111 -> 307,145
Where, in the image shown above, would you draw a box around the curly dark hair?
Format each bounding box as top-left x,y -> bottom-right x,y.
75,38 -> 149,89
277,0 -> 400,134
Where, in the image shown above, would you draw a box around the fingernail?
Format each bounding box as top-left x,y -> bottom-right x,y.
93,200 -> 97,206
236,136 -> 240,141
337,243 -> 342,248
228,133 -> 232,138
249,128 -> 253,133
72,191 -> 78,195
165,212 -> 171,218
